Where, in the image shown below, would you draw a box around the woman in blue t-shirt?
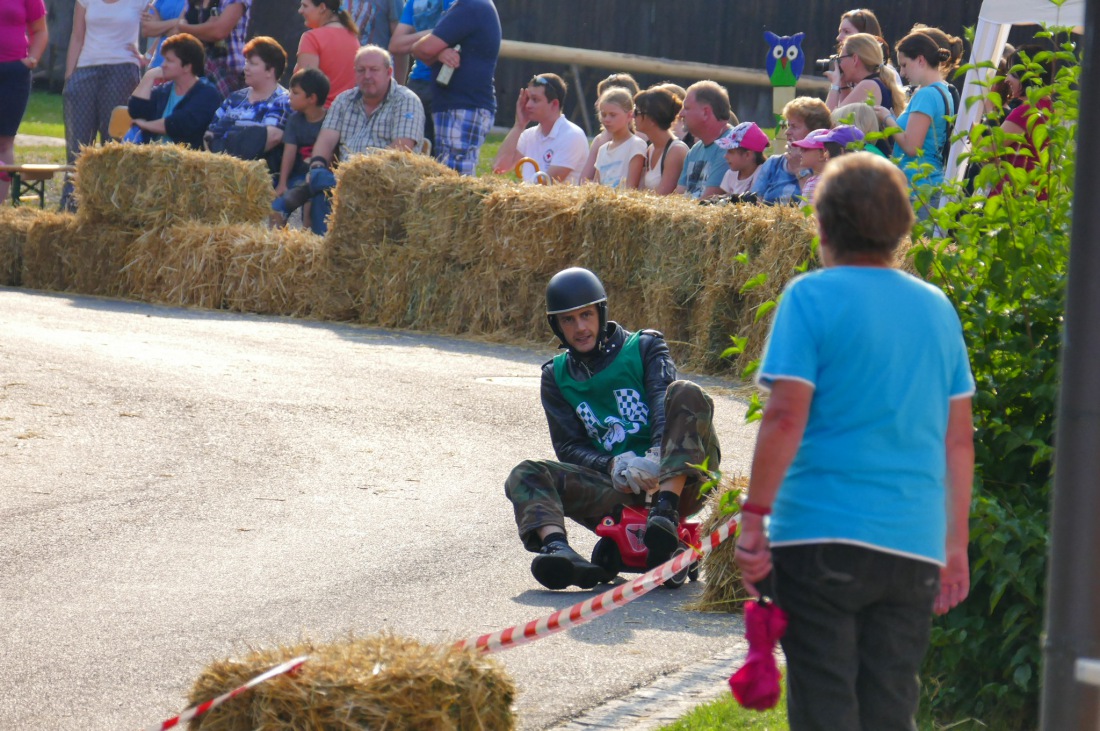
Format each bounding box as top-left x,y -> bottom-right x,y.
736,153 -> 974,731
876,31 -> 953,192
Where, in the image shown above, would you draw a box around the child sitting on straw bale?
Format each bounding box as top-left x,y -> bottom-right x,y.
271,68 -> 329,234
591,88 -> 646,190
505,267 -> 721,590
579,73 -> 641,183
789,128 -> 831,207
716,121 -> 769,198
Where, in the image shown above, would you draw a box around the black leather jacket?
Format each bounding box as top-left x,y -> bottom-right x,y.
539,322 -> 677,474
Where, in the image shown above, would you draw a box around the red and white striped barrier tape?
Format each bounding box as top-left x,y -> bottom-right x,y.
141,516 -> 738,728
457,515 -> 739,654
144,655 -> 308,731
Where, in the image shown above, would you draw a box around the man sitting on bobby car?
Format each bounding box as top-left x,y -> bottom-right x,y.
505,267 -> 722,591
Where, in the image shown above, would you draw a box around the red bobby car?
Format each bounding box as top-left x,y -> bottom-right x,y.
591,503 -> 701,589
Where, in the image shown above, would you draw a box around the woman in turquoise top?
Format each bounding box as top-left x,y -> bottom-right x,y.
736,153 -> 974,731
875,31 -> 953,192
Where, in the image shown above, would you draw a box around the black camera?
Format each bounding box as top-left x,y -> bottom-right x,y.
814,55 -> 840,72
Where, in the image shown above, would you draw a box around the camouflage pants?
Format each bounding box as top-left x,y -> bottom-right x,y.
505,380 -> 721,552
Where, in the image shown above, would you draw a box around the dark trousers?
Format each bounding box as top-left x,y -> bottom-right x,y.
505,380 -> 720,552
407,77 -> 435,149
772,543 -> 940,731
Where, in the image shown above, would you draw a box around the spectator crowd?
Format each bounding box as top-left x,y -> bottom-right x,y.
2,3 -> 1050,230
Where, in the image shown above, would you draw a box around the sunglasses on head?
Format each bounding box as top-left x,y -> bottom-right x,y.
530,75 -> 560,101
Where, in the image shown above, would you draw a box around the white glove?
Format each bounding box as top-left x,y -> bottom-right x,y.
611,451 -> 659,494
611,451 -> 638,494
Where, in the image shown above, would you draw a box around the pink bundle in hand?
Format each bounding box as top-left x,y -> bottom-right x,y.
728,599 -> 788,710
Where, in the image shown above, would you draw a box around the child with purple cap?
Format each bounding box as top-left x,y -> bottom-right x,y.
789,128 -> 833,205
820,124 -> 865,159
717,121 -> 769,197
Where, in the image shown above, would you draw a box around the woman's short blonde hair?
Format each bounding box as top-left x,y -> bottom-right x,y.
782,97 -> 832,132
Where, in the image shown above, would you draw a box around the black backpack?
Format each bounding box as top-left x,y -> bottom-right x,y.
930,82 -> 959,164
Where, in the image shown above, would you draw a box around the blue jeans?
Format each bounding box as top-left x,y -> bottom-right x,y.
272,169 -> 333,236
772,543 -> 940,731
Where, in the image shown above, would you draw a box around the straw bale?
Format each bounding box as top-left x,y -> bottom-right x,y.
222,226 -> 324,317
188,634 -> 515,731
327,150 -> 457,251
404,175 -> 511,266
726,207 -> 822,373
631,196 -> 714,350
74,142 -> 271,229
364,243 -> 466,331
123,223 -> 324,314
320,151 -> 456,320
21,213 -> 76,291
360,174 -> 507,330
0,207 -> 50,286
686,474 -> 753,614
22,213 -> 136,295
479,184 -> 588,273
572,188 -> 669,335
124,223 -> 233,309
695,206 -> 817,374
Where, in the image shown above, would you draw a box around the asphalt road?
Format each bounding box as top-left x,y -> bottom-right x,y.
0,287 -> 758,730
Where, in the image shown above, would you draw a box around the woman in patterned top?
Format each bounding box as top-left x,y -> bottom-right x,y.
204,36 -> 290,172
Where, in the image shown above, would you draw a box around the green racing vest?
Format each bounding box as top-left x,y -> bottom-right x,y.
552,331 -> 651,457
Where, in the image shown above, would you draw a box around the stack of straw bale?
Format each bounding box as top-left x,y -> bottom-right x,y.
0,207 -> 52,286
125,223 -> 323,314
75,143 -> 271,229
188,635 -> 515,731
0,141 -> 830,376
320,150 -> 457,321
686,474 -> 753,614
14,143 -> 275,302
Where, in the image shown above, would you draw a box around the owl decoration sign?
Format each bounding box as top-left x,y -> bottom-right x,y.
764,31 -> 805,88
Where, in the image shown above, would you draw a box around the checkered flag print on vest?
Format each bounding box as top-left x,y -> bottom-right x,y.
614,389 -> 649,424
576,402 -> 603,441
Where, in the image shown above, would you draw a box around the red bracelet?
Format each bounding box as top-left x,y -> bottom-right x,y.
741,502 -> 772,517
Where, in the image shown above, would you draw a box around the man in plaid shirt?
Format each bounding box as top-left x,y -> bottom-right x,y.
300,44 -> 425,233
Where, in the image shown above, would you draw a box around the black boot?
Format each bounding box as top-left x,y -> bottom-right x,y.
644,494 -> 680,569
531,540 -> 606,590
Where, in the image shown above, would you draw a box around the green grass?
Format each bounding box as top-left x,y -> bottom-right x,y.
659,679 -> 788,731
475,132 -> 504,178
657,676 -> 987,731
18,91 -> 64,138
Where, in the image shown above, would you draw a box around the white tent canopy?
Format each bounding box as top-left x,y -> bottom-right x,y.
945,0 -> 1083,181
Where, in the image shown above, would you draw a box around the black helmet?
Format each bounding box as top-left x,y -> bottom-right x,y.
546,267 -> 609,350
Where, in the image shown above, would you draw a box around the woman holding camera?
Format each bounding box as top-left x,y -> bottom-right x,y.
825,33 -> 904,118
835,8 -> 902,89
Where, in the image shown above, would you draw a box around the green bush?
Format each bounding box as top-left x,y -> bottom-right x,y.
725,30 -> 1076,729
911,33 -> 1077,728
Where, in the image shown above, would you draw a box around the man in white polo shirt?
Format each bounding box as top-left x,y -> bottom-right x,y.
493,72 -> 588,184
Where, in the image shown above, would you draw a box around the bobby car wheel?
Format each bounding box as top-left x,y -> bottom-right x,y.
591,536 -> 623,579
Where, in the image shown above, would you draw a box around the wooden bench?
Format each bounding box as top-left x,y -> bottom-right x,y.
0,164 -> 74,208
